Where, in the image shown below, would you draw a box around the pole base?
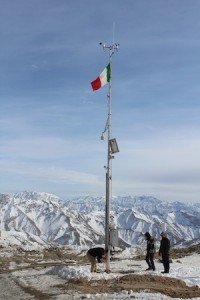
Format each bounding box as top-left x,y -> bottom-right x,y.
105,269 -> 111,273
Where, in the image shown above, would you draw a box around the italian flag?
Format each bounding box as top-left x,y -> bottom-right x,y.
91,63 -> 111,91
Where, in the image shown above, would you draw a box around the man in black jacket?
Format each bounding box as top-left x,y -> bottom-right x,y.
87,247 -> 106,272
144,232 -> 155,271
159,232 -> 170,273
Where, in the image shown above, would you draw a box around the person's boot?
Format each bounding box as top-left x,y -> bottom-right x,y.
161,270 -> 169,273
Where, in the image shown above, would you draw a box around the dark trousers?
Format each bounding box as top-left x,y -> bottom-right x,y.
162,253 -> 170,272
146,252 -> 155,270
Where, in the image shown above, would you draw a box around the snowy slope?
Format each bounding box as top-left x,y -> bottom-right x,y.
0,192 -> 103,247
64,195 -> 200,246
0,192 -> 200,248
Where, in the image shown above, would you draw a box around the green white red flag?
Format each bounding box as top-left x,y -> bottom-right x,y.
91,63 -> 111,91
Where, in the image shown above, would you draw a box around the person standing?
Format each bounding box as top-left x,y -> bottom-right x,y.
87,247 -> 106,272
159,232 -> 170,273
144,232 -> 155,271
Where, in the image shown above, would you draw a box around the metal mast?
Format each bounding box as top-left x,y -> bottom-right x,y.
100,41 -> 119,273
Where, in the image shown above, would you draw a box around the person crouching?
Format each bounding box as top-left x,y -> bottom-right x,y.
87,247 -> 106,272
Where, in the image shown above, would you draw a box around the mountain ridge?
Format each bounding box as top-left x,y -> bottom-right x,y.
0,191 -> 200,249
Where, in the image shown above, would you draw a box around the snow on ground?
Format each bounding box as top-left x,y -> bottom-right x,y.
53,252 -> 200,287
0,236 -> 199,299
48,251 -> 200,299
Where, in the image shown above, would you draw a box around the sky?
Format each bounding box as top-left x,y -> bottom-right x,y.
1,0 -> 200,203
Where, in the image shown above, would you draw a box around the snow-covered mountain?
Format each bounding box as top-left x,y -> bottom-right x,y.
0,192 -> 200,248
0,191 -> 104,248
63,195 -> 200,247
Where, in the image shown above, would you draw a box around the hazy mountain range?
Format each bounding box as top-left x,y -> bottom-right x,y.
0,191 -> 199,249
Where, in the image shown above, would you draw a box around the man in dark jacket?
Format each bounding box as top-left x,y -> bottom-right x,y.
144,232 -> 155,271
87,247 -> 106,272
159,232 -> 170,273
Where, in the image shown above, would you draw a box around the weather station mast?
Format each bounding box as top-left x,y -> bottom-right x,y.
91,40 -> 120,273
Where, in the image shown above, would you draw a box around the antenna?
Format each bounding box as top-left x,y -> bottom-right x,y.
113,22 -> 115,45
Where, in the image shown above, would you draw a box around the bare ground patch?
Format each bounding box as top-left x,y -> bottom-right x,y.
56,274 -> 200,298
1,245 -> 200,299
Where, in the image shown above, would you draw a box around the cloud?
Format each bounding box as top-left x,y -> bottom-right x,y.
1,1 -> 200,202
0,161 -> 99,185
110,129 -> 200,202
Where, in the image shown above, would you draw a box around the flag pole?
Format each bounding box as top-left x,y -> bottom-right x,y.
99,41 -> 119,273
